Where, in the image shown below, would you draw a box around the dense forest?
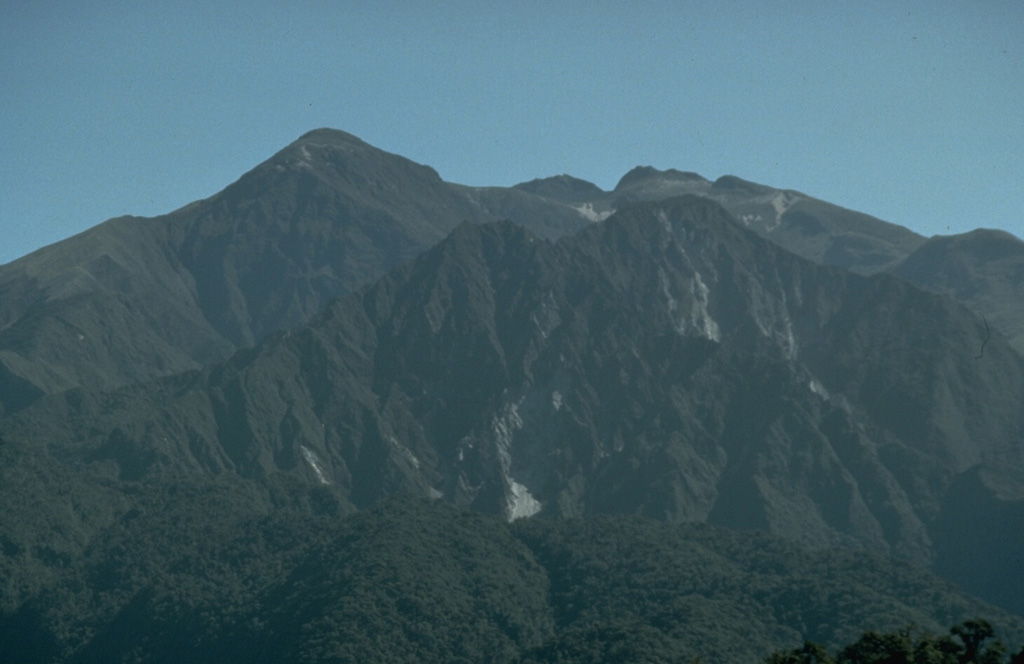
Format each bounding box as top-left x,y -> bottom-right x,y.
767,620 -> 1024,664
2,483 -> 1021,664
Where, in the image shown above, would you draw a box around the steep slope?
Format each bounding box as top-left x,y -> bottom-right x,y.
0,216 -> 232,414
4,195 -> 1022,612
0,129 -> 494,416
892,229 -> 1024,355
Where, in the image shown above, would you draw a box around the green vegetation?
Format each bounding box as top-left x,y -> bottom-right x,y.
766,619 -> 1024,664
515,517 -> 1024,664
2,490 -> 1021,663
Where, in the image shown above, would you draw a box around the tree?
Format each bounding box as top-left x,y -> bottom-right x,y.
838,628 -> 914,664
766,641 -> 835,664
765,622 -> 1020,664
951,619 -> 1006,664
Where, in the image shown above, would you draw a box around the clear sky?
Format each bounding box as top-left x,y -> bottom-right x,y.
2,1 -> 1022,265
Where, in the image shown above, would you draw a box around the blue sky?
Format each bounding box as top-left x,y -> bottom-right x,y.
2,1 -> 1022,265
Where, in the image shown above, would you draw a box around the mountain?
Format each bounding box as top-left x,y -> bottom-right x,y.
4,129 -> 1024,660
4,195 -> 1022,615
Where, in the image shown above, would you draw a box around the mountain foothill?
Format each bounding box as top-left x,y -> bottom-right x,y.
1,128 -> 1023,663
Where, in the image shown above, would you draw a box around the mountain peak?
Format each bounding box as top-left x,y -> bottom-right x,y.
903,228 -> 1024,265
946,227 -> 1024,249
293,127 -> 369,148
614,166 -> 707,191
512,174 -> 605,202
273,128 -> 379,167
253,127 -> 445,192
